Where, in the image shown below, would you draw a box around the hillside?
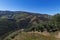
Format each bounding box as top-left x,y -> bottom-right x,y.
0,11 -> 60,40
3,31 -> 60,40
0,11 -> 51,36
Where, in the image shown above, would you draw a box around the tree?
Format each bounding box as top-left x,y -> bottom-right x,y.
53,13 -> 60,30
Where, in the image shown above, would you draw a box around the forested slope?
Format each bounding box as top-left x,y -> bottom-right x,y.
0,11 -> 60,39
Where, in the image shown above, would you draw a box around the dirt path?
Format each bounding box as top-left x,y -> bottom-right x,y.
27,31 -> 50,37
3,29 -> 22,40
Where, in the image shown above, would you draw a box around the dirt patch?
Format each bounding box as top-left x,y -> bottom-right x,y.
27,31 -> 50,37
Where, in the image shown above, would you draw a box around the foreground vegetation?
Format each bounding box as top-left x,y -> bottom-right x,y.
4,32 -> 60,40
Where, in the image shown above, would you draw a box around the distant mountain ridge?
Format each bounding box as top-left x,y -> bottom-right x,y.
0,11 -> 51,18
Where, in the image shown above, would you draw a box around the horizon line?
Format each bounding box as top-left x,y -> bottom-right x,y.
0,10 -> 59,15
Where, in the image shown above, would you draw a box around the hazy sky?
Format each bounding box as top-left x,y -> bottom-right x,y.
0,0 -> 60,15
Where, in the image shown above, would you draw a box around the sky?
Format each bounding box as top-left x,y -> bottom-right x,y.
0,0 -> 60,15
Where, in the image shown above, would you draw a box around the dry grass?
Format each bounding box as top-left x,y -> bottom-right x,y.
4,32 -> 60,40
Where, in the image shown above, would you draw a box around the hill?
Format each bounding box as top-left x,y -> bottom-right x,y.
3,31 -> 60,40
0,11 -> 60,40
0,11 -> 51,36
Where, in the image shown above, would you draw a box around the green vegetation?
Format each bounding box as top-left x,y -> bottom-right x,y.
0,11 -> 60,40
